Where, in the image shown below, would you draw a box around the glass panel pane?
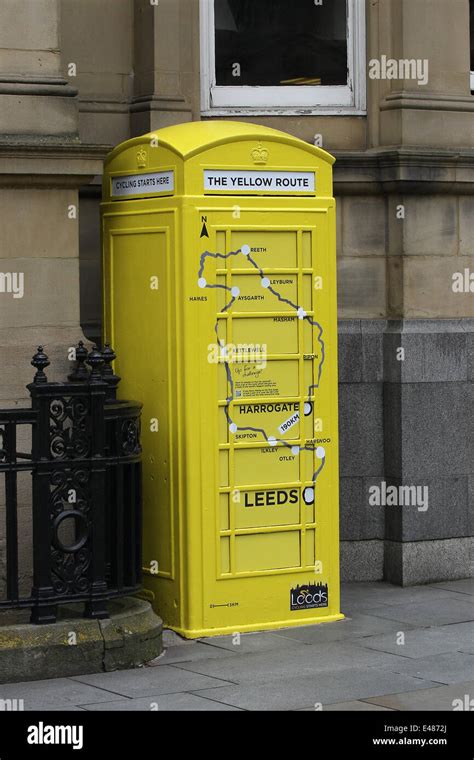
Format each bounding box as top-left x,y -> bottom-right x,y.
214,0 -> 348,87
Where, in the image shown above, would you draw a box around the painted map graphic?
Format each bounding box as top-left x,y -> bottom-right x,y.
199,245 -> 327,497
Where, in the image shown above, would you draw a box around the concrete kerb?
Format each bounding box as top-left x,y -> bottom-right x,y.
0,597 -> 163,684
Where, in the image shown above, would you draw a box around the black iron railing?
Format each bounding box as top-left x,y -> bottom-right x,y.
0,343 -> 142,624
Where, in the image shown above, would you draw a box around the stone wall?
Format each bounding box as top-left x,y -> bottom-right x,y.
335,151 -> 474,582
339,318 -> 473,584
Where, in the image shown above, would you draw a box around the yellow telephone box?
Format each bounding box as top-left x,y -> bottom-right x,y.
102,121 -> 343,637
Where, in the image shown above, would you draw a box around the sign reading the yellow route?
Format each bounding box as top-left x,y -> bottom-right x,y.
204,169 -> 315,193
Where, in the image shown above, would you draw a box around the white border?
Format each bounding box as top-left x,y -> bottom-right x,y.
200,0 -> 366,116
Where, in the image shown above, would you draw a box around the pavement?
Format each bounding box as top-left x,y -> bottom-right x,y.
1,579 -> 473,711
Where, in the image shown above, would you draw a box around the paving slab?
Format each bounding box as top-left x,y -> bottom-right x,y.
354,621 -> 474,659
271,613 -> 418,645
365,598 -> 474,627
26,705 -> 86,712
81,692 -> 242,711
149,641 -> 241,666
365,680 -> 474,711
379,651 -> 474,685
72,664 -> 234,698
0,678 -> 123,709
430,579 -> 474,595
298,700 -> 394,711
340,583 -> 403,612
173,641 -> 411,685
194,669 -> 438,711
341,585 -> 469,614
199,631 -> 308,655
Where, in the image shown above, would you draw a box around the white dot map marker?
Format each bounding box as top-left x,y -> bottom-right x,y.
291,446 -> 300,456
198,277 -> 207,289
268,436 -> 277,446
231,286 -> 240,297
241,244 -> 250,256
297,307 -> 307,320
316,446 -> 326,459
261,277 -> 270,289
304,402 -> 313,416
303,487 -> 315,505
229,423 -> 238,434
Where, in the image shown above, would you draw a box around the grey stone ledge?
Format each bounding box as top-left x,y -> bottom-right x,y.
338,319 -> 387,334
339,318 -> 474,335
333,148 -> 474,195
384,319 -> 474,335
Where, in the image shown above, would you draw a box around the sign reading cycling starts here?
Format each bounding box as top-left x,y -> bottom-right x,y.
111,170 -> 175,197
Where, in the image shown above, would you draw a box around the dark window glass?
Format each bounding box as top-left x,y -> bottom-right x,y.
214,0 -> 348,87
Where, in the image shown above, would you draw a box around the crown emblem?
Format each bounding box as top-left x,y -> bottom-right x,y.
251,143 -> 269,165
136,148 -> 147,168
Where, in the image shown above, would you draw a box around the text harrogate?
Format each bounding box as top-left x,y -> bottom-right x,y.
238,402 -> 299,415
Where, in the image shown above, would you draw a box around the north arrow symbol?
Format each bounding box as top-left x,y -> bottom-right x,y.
200,215 -> 209,238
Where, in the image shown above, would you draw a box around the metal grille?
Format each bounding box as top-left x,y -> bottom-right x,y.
0,344 -> 142,624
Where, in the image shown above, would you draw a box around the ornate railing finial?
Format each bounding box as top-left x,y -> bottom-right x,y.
101,344 -> 121,400
87,345 -> 103,382
101,343 -> 116,377
31,346 -> 50,384
68,340 -> 89,382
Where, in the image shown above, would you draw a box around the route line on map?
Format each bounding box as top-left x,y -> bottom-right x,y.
199,246 -> 327,486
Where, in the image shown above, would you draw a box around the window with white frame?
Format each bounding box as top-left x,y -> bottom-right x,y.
200,0 -> 366,115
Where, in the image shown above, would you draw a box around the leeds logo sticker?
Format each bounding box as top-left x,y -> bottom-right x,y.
290,582 -> 328,611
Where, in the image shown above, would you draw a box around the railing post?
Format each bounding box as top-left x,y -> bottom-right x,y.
84,346 -> 109,619
29,348 -> 58,624
4,422 -> 19,603
101,344 -> 121,401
